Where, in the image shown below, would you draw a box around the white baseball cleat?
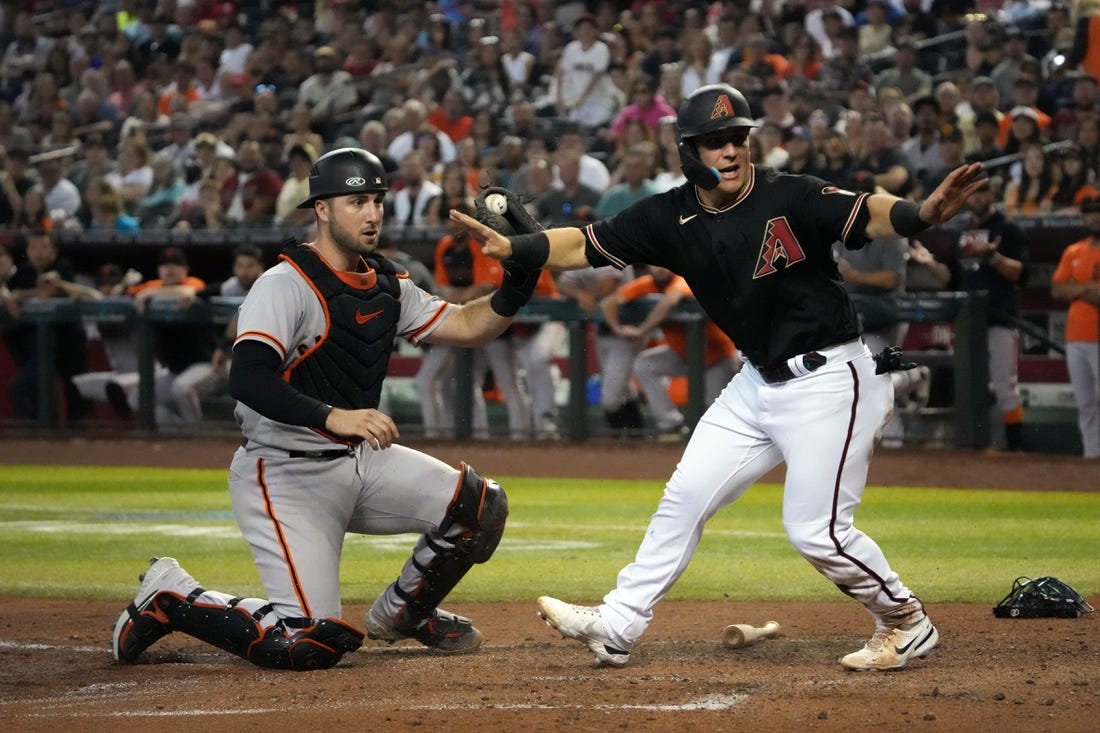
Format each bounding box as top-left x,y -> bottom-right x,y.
536,596 -> 631,667
840,614 -> 939,671
111,557 -> 200,663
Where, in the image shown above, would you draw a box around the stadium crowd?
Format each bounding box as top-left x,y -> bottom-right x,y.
0,0 -> 1096,452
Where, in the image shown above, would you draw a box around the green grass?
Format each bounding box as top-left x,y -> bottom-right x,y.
1,465 -> 1097,605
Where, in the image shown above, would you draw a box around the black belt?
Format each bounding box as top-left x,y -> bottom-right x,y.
286,445 -> 357,459
757,351 -> 828,384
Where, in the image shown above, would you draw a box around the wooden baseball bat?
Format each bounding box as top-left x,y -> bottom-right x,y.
721,620 -> 781,648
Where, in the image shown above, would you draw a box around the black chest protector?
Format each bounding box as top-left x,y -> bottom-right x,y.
280,245 -> 405,410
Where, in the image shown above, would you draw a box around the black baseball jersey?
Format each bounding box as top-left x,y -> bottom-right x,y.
943,210 -> 1030,327
582,166 -> 871,369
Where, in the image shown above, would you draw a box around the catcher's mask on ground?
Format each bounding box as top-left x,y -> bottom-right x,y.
993,576 -> 1095,619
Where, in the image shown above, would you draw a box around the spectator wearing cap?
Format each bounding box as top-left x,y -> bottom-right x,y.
872,37 -> 932,105
965,111 -> 1005,163
920,122 -> 967,195
127,246 -> 218,428
460,34 -> 512,114
780,125 -> 825,177
274,142 -> 316,227
296,46 -> 357,139
958,75 -> 1001,151
1001,105 -> 1046,155
1051,145 -> 1100,212
1004,141 -> 1057,215
554,13 -> 619,128
992,26 -> 1038,104
220,139 -> 283,227
902,96 -> 944,187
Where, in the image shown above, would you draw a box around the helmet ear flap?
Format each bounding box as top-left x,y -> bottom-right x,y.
677,139 -> 721,190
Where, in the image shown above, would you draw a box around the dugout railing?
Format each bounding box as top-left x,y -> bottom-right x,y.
2,292 -> 991,448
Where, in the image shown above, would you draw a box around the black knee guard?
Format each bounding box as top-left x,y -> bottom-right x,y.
159,594 -> 363,671
393,464 -> 508,625
440,462 -> 509,563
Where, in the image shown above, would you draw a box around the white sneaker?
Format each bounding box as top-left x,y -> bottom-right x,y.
111,557 -> 200,663
536,596 -> 631,667
839,615 -> 939,671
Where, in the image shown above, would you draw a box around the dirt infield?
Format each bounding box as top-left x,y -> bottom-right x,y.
1,437 -> 1098,731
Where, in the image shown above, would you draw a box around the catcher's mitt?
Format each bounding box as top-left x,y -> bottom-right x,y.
474,186 -> 544,236
993,576 -> 1095,619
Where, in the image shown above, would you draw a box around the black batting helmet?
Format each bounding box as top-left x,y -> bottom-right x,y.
297,147 -> 388,209
676,84 -> 757,190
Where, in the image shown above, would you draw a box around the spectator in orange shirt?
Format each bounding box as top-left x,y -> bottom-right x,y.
127,246 -> 217,428
624,268 -> 738,435
428,87 -> 474,145
416,207 -> 528,438
1051,197 -> 1100,459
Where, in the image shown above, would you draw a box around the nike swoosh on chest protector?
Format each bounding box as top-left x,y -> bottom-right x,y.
355,309 -> 384,324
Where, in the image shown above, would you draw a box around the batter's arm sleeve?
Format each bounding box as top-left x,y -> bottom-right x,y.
229,339 -> 332,429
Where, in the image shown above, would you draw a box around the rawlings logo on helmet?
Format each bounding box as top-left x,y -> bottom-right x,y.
346,176 -> 367,187
710,95 -> 734,120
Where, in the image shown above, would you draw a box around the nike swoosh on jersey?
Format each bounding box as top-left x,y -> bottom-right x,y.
678,214 -> 698,225
355,308 -> 384,325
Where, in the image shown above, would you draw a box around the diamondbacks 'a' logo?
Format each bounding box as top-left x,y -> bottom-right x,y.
753,217 -> 806,278
711,94 -> 735,120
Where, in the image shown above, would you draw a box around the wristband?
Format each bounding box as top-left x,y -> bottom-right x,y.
508,232 -> 550,269
889,200 -> 932,236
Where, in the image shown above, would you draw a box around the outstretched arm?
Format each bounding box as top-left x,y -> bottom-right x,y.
449,209 -> 591,270
864,163 -> 986,240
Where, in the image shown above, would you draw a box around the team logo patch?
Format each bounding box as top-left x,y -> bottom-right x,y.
346,176 -> 367,186
753,217 -> 807,278
710,95 -> 735,120
822,186 -> 856,196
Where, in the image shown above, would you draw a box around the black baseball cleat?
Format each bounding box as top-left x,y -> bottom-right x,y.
364,607 -> 483,653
